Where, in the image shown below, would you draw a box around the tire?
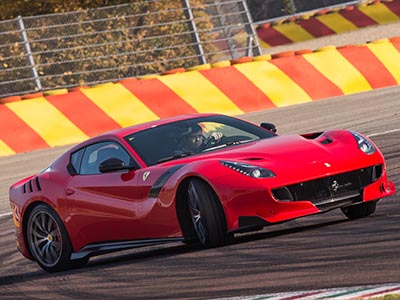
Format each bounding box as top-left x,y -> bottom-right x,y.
341,201 -> 377,220
187,179 -> 228,248
26,204 -> 83,272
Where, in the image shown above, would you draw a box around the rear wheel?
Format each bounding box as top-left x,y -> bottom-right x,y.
26,204 -> 84,272
187,179 -> 228,247
341,201 -> 377,220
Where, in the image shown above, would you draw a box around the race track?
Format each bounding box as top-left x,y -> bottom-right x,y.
0,86 -> 399,299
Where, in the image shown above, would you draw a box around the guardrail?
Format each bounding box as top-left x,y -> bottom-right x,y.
0,0 -> 261,99
0,0 -> 362,99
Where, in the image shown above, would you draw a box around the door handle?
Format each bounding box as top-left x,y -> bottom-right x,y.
66,188 -> 75,196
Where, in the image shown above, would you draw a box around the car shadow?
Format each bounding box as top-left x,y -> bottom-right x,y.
0,216 -> 349,284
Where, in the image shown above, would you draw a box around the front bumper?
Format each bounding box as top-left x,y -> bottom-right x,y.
218,164 -> 396,231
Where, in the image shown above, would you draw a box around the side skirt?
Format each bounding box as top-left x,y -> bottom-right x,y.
70,237 -> 185,260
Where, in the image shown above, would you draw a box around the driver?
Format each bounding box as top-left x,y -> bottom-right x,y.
178,124 -> 223,154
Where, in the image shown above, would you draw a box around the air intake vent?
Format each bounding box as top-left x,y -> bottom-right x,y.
35,177 -> 42,191
272,165 -> 382,208
320,138 -> 333,145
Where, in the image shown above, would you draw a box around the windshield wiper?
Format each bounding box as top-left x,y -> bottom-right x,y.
157,152 -> 194,164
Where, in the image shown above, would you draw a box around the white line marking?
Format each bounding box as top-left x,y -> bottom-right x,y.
213,283 -> 400,300
0,212 -> 12,219
368,128 -> 400,137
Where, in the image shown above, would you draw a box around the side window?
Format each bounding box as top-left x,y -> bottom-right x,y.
70,148 -> 85,174
77,141 -> 134,175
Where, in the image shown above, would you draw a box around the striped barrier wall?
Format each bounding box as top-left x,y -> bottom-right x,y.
256,0 -> 400,48
1,36 -> 400,156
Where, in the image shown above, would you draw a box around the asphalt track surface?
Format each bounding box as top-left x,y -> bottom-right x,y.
0,85 -> 399,299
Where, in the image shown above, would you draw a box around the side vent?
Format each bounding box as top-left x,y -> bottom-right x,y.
22,177 -> 41,193
35,177 -> 42,191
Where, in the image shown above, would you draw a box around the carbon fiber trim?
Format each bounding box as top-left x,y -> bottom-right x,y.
148,165 -> 185,198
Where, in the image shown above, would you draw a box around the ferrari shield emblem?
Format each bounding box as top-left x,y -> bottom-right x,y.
143,171 -> 150,181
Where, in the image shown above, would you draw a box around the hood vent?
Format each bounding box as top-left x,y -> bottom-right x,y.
244,157 -> 264,161
320,138 -> 333,145
301,132 -> 333,145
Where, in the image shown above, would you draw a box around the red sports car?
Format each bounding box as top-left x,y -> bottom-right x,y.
9,113 -> 396,272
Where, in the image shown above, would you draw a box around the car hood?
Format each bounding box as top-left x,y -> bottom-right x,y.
205,135 -> 339,166
167,132 -> 380,179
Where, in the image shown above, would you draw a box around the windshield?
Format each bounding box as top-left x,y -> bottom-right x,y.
124,115 -> 275,166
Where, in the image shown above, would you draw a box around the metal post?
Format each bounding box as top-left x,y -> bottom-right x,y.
215,0 -> 238,59
238,0 -> 262,56
181,0 -> 207,65
17,16 -> 42,90
290,0 -> 297,13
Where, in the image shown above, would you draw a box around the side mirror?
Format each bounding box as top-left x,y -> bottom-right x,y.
99,158 -> 132,173
260,122 -> 277,133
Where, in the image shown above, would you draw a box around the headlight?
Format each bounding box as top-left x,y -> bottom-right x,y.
351,131 -> 376,155
220,160 -> 275,178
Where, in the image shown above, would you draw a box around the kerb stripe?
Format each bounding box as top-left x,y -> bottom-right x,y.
81,83 -> 159,127
0,139 -> 15,156
46,90 -> 121,136
316,13 -> 358,33
296,18 -> 336,37
200,67 -> 276,112
158,71 -> 244,115
358,3 -> 400,24
339,8 -> 377,27
234,61 -> 312,107
5,98 -> 87,147
385,1 -> 400,16
303,49 -> 372,94
366,42 -> 400,83
256,26 -> 293,46
337,45 -> 398,88
393,39 -> 400,52
270,55 -> 343,100
120,78 -> 197,118
273,23 -> 314,42
0,105 -> 49,153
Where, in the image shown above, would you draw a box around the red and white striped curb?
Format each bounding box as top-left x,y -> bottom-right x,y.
215,283 -> 400,300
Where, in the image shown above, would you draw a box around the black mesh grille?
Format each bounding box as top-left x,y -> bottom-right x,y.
272,165 -> 382,208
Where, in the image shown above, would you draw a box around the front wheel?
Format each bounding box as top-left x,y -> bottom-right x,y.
26,204 -> 82,272
187,179 -> 229,248
341,201 -> 377,220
